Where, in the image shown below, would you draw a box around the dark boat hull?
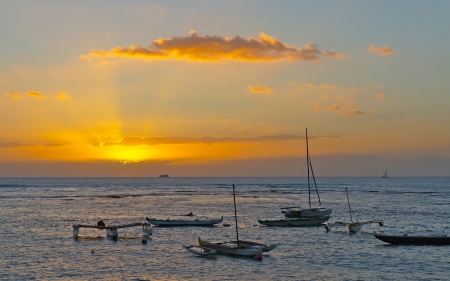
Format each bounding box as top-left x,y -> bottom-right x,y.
374,234 -> 450,245
146,216 -> 223,227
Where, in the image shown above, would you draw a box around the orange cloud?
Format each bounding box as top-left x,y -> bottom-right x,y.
0,134 -> 340,150
374,93 -> 384,98
247,84 -> 274,94
322,84 -> 335,90
340,112 -> 355,117
57,92 -> 72,100
27,91 -> 47,98
291,82 -> 303,91
304,84 -> 315,88
317,94 -> 372,118
6,93 -> 23,98
326,104 -> 341,111
92,134 -> 341,147
369,44 -> 394,55
82,32 -> 344,62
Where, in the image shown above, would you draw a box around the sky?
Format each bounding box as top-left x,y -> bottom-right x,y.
1,0 -> 450,177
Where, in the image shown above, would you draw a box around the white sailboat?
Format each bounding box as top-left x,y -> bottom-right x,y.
282,128 -> 332,219
381,168 -> 389,178
184,184 -> 277,258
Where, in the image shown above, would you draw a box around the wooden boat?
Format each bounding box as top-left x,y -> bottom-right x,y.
325,187 -> 383,234
374,233 -> 450,245
258,216 -> 329,227
381,169 -> 389,178
184,184 -> 276,258
146,216 -> 223,227
281,128 -> 332,219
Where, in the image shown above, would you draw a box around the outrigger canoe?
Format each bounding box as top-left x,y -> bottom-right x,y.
146,216 -> 223,227
374,233 -> 450,245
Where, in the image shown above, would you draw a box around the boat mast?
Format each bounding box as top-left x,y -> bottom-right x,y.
346,187 -> 353,223
232,184 -> 240,247
306,128 -> 311,209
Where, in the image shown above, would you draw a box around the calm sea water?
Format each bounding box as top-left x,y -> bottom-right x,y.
1,177 -> 450,280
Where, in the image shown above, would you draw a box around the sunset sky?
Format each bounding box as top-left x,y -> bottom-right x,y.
1,1 -> 449,177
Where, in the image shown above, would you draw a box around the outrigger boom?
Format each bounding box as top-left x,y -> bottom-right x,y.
72,221 -> 152,239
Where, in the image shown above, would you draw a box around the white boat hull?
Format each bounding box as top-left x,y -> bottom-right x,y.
184,244 -> 262,257
199,237 -> 277,252
348,223 -> 361,234
183,245 -> 216,256
218,247 -> 262,256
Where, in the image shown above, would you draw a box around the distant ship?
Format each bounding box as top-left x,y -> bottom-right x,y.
159,174 -> 169,177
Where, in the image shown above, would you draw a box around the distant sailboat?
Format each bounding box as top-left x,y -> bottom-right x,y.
381,169 -> 389,178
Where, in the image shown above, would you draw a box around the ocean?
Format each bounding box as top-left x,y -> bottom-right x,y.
1,177 -> 450,280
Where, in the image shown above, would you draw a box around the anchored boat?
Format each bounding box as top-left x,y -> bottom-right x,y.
184,184 -> 277,258
374,233 -> 450,245
146,216 -> 223,227
281,128 -> 332,219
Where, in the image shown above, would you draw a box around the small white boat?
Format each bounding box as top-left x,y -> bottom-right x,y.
381,168 -> 389,178
348,222 -> 362,233
146,216 -> 223,227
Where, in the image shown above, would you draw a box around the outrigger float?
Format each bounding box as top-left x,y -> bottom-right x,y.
72,221 -> 153,240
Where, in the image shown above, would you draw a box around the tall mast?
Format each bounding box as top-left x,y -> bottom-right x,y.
232,184 -> 240,247
306,128 -> 311,209
346,187 -> 353,223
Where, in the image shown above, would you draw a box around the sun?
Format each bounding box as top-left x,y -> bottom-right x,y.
105,146 -> 157,163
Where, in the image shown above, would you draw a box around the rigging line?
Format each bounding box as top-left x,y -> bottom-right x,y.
346,187 -> 353,223
309,157 -> 321,205
306,127 -> 311,209
232,184 -> 240,247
